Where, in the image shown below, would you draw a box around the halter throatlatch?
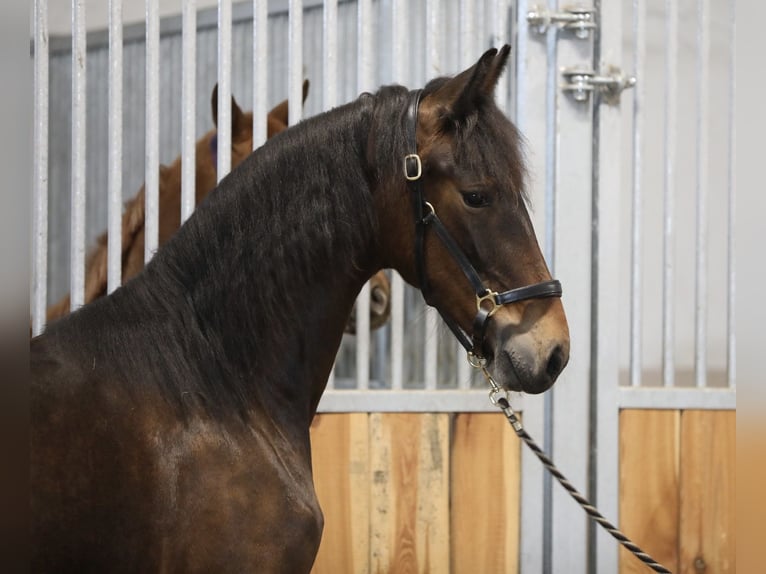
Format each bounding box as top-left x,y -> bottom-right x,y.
404,89 -> 563,364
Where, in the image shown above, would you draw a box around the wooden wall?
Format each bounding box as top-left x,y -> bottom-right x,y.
308,410 -> 734,573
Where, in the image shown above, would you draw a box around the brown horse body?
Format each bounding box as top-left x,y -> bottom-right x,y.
44,82 -> 390,333
31,48 -> 569,572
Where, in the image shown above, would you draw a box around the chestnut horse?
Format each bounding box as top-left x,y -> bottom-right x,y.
44,81 -> 390,332
31,47 -> 569,573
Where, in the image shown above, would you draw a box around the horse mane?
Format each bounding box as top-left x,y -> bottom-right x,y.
48,93 -> 380,420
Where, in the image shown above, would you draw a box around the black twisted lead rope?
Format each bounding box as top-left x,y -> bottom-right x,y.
476,365 -> 672,573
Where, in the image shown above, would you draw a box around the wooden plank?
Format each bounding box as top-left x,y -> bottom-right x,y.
369,413 -> 450,574
679,410 -> 736,573
619,410 -> 680,573
310,413 -> 370,574
450,413 -> 520,574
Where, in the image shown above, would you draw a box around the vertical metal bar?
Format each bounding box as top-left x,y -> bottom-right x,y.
630,0 -> 645,387
542,17 -> 558,571
694,0 -> 709,388
321,0 -> 347,387
423,0 -> 440,390
662,0 -> 677,387
390,0 -> 406,390
357,0 -> 373,94
217,0 -> 232,181
107,0 -> 123,294
727,0 -> 736,388
181,0 -> 197,224
323,0 -> 338,111
144,0 -> 160,262
459,0 -> 475,69
70,0 -> 87,310
32,0 -> 49,335
356,283 -> 371,390
253,0 -> 268,150
288,0 -> 303,127
515,0 -> 529,129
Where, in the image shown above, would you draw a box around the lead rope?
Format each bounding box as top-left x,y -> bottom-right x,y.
469,357 -> 673,574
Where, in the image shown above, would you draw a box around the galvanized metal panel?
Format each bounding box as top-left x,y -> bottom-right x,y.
107,0 -> 123,293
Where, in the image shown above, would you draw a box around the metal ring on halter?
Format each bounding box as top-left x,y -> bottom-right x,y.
476,290 -> 501,316
467,351 -> 487,369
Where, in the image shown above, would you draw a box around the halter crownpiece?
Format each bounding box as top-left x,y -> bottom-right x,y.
403,89 -> 563,361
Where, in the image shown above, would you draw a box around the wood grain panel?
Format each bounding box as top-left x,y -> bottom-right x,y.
310,413 -> 370,574
678,410 -> 735,574
619,410 -> 680,574
450,413 -> 520,574
369,413 -> 450,574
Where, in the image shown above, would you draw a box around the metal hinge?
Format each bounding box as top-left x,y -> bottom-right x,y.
561,66 -> 637,105
527,5 -> 597,39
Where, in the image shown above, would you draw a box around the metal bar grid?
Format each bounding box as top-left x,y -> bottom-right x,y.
107,0 -> 123,294
32,0 -> 49,336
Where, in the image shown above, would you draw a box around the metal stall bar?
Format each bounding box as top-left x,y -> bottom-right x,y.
70,0 -> 87,310
352,0 -> 373,392
181,0 -> 197,224
323,1 -> 343,390
322,0 -> 368,391
288,0 -> 303,128
694,0 -> 709,388
456,0 -> 475,389
32,0 -> 49,336
630,0 -> 645,387
107,0 -> 123,293
253,0 -> 268,150
423,0 -> 440,391
662,0 -> 678,387
145,0 -> 160,261
727,0 -> 736,388
389,0 -> 406,391
217,0 -> 233,180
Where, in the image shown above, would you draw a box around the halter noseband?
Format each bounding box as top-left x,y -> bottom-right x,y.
404,89 -> 563,362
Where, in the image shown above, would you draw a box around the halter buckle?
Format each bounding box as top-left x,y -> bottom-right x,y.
404,154 -> 422,181
476,290 -> 501,316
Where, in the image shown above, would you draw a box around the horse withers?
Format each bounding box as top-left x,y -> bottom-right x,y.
31,47 -> 569,573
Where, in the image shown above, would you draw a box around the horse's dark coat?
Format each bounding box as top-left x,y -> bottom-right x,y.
31,47 -> 569,573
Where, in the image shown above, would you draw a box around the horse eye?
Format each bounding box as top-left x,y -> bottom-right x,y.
462,192 -> 489,208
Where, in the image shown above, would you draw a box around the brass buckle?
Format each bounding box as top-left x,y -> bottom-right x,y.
476,290 -> 500,316
404,154 -> 422,181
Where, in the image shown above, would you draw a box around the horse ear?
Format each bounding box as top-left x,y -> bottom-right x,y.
210,84 -> 246,139
428,45 -> 511,125
267,78 -> 310,129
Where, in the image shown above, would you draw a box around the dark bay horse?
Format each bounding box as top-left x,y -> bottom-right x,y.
44,81 -> 390,333
30,47 -> 569,573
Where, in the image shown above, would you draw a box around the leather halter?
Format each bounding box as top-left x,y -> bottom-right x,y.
403,89 -> 563,361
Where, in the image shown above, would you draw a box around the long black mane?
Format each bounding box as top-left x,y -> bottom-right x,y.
41,92 -> 386,420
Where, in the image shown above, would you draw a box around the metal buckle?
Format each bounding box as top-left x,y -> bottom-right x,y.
476,290 -> 500,316
404,153 -> 422,181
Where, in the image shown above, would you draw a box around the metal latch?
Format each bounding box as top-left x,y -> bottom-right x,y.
561,67 -> 637,105
527,5 -> 596,39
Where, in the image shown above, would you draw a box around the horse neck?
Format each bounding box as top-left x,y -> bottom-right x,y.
124,101 -> 379,423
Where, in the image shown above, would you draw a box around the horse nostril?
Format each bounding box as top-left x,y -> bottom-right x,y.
546,345 -> 566,380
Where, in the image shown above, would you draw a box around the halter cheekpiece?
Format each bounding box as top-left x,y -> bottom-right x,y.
403,89 -> 563,363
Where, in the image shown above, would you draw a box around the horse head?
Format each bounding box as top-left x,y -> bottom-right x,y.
373,46 -> 569,394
